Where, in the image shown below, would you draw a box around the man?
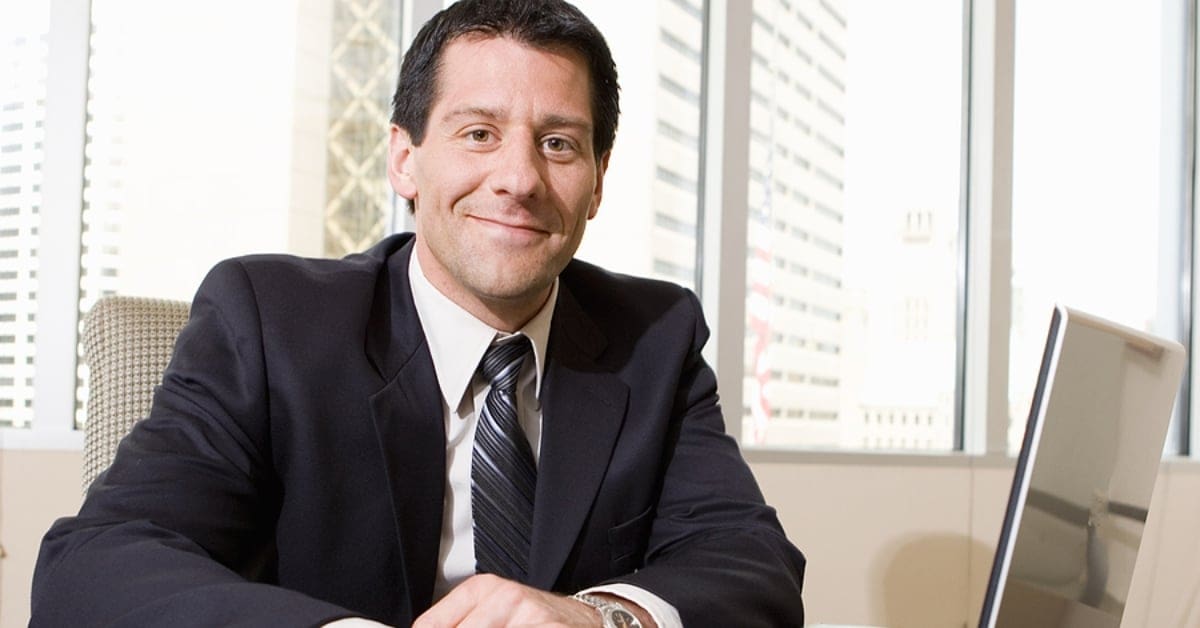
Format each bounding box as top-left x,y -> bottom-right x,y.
32,1 -> 806,626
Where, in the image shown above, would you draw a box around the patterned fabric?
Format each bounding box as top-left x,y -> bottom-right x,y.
471,335 -> 536,581
81,295 -> 190,494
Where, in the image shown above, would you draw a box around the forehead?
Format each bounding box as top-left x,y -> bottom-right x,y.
431,34 -> 594,122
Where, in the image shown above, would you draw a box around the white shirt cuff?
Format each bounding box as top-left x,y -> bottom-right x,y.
323,618 -> 390,627
580,582 -> 682,628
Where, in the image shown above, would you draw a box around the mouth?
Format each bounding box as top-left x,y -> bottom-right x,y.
469,215 -> 550,237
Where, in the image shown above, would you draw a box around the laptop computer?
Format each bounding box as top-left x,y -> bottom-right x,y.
979,305 -> 1186,628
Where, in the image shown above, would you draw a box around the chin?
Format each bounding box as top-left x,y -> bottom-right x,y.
483,282 -> 551,303
477,272 -> 556,302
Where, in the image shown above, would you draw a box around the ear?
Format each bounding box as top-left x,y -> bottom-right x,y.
588,150 -> 611,220
387,124 -> 419,201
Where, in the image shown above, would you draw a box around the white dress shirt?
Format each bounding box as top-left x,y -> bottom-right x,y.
327,252 -> 680,627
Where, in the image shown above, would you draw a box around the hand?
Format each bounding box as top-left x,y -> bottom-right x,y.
413,574 -> 599,628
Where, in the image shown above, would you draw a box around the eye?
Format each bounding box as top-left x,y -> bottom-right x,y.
468,129 -> 491,143
542,136 -> 576,156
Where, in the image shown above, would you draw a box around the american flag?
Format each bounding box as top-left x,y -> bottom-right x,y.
747,128 -> 775,443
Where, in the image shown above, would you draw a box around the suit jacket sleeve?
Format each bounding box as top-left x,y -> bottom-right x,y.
614,289 -> 807,628
30,259 -> 357,628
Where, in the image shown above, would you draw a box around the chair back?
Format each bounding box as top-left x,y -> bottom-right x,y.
81,295 -> 191,493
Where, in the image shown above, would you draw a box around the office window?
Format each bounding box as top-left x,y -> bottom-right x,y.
742,1 -> 964,450
572,0 -> 704,291
1008,1 -> 1182,451
7,0 -> 706,442
15,1 -> 1192,460
0,0 -> 49,429
75,0 -> 401,426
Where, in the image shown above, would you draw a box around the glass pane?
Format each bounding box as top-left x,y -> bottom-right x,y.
76,0 -> 401,427
742,0 -> 964,450
324,0 -> 402,257
572,0 -> 703,291
0,0 -> 50,429
1009,2 -> 1175,452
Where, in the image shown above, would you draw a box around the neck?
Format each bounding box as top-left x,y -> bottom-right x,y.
467,291 -> 549,333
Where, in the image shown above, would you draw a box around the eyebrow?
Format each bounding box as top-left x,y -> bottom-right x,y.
542,114 -> 593,135
442,106 -> 502,123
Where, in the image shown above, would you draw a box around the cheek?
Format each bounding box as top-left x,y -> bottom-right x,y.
556,172 -> 600,224
414,149 -> 485,201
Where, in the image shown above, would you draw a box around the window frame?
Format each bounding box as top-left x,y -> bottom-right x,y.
5,0 -> 1198,465
703,0 -> 1018,459
1181,0 -> 1200,458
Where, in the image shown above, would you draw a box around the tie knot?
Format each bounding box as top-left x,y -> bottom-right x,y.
480,335 -> 531,392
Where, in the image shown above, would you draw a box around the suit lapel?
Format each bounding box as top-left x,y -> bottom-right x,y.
527,282 -> 630,589
364,236 -> 445,620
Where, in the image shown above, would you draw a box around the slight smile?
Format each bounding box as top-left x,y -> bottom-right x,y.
469,215 -> 551,238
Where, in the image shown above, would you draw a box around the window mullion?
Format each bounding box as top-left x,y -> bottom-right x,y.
31,0 -> 90,435
699,0 -> 752,436
962,0 -> 1014,456
1185,0 -> 1199,457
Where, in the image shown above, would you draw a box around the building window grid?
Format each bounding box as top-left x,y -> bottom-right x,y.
659,74 -> 701,104
657,119 -> 700,149
659,29 -> 701,63
322,0 -> 402,259
1,13 -> 48,430
665,0 -> 702,21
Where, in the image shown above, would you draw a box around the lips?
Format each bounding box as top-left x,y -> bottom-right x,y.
468,215 -> 554,247
469,214 -> 550,235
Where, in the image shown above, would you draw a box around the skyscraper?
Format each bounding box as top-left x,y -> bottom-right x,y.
0,12 -> 49,429
743,0 -> 849,447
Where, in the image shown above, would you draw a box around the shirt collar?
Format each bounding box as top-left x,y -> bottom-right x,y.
408,247 -> 556,412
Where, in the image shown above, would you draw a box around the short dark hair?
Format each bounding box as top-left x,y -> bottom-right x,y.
390,0 -> 620,159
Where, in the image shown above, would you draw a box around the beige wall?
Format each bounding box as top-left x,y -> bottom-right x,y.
754,455 -> 1200,628
3,450 -> 1200,627
0,449 -> 82,628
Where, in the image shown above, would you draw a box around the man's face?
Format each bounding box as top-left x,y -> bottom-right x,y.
388,35 -> 609,329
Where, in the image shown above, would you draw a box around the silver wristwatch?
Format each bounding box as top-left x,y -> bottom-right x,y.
571,593 -> 644,628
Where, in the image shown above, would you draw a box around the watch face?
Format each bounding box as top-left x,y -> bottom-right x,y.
607,608 -> 640,628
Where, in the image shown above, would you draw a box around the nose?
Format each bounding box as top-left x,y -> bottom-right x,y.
488,137 -> 546,200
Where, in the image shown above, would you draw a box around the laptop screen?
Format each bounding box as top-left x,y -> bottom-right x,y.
979,305 -> 1185,628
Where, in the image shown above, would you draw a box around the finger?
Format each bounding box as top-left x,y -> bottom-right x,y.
413,577 -> 486,628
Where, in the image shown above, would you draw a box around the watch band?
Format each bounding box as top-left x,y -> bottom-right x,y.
571,593 -> 644,628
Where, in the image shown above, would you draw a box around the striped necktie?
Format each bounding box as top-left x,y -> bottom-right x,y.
472,335 -> 536,581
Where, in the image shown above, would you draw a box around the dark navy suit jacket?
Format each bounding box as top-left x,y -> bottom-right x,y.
32,234 -> 805,627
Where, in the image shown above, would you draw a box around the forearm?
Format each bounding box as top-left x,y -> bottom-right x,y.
616,527 -> 806,628
33,517 -> 352,627
623,288 -> 805,626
